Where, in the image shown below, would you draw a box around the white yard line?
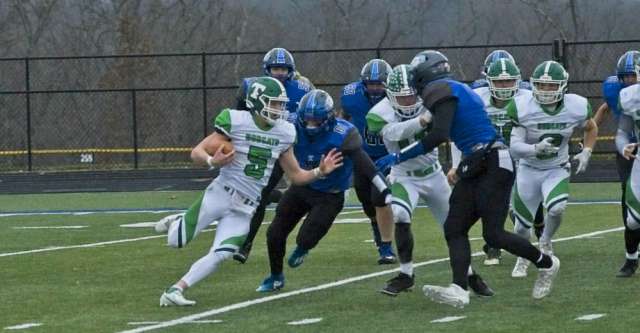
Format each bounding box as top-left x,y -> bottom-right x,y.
116,226 -> 625,333
12,226 -> 87,229
3,323 -> 43,330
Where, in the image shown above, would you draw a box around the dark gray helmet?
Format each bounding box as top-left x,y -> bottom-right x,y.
409,50 -> 451,92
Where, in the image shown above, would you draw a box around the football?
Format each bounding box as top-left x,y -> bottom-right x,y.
207,135 -> 234,155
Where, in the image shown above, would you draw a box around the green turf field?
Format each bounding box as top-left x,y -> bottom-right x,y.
1,183 -> 639,332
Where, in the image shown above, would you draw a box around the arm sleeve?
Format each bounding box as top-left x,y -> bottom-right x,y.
380,117 -> 424,142
342,128 -> 389,194
616,114 -> 634,155
509,125 -> 536,159
450,142 -> 461,168
417,99 -> 455,154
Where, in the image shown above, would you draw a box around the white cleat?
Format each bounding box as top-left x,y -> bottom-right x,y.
155,214 -> 182,234
539,241 -> 553,255
160,287 -> 196,307
422,283 -> 470,309
532,255 -> 560,299
511,257 -> 530,278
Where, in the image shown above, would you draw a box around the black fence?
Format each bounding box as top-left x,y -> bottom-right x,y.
1,39 -> 639,173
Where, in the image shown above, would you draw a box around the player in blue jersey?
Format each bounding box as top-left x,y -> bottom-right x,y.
257,89 -> 392,291
233,47 -> 313,264
340,58 -> 397,264
376,50 -> 559,307
596,50 -> 640,277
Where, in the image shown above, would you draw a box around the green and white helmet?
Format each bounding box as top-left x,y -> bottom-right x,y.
530,61 -> 569,105
486,58 -> 521,101
245,76 -> 289,125
386,64 -> 423,119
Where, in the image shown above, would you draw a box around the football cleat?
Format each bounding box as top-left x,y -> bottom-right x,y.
532,255 -> 560,299
287,246 -> 308,268
483,247 -> 501,266
154,213 -> 181,234
468,273 -> 494,297
616,259 -> 638,278
256,274 -> 285,292
160,287 -> 196,307
422,283 -> 470,308
377,243 -> 397,265
539,241 -> 553,255
380,273 -> 414,296
233,242 -> 252,264
511,257 -> 530,278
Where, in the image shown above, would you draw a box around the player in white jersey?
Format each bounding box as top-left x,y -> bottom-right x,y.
508,61 -> 597,278
367,65 -> 493,297
156,77 -> 343,307
615,58 -> 640,277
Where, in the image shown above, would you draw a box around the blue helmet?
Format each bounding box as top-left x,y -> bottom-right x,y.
297,89 -> 336,137
616,50 -> 640,85
360,59 -> 393,105
482,50 -> 515,76
263,48 -> 296,81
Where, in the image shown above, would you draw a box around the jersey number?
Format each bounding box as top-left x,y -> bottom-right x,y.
536,133 -> 563,160
244,145 -> 272,179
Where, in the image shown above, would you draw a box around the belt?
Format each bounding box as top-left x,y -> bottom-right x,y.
406,162 -> 441,177
223,185 -> 256,207
470,141 -> 507,153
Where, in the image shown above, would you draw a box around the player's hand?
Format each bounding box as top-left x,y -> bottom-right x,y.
319,148 -> 344,175
623,143 -> 638,160
572,147 -> 592,174
209,144 -> 235,168
419,111 -> 432,127
534,137 -> 560,155
375,153 -> 400,173
446,167 -> 459,185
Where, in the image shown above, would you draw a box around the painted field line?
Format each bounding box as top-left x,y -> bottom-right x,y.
116,226 -> 624,333
0,229 -> 214,258
0,200 -> 619,218
12,226 -> 87,229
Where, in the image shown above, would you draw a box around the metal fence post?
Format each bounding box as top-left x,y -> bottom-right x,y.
131,90 -> 138,169
552,39 -> 567,69
24,58 -> 33,171
201,52 -> 208,138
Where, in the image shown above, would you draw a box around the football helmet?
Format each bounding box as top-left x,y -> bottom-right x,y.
530,61 -> 569,105
409,50 -> 451,93
263,48 -> 296,81
486,58 -> 521,100
297,89 -> 336,136
482,50 -> 515,76
386,64 -> 423,119
616,50 -> 640,85
360,59 -> 393,104
246,77 -> 289,125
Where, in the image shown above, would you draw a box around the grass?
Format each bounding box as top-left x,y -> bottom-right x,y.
1,183 -> 639,332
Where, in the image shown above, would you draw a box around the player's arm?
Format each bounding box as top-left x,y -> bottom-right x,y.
341,128 -> 391,202
191,132 -> 234,168
278,147 -> 344,185
616,114 -> 637,159
447,142 -> 462,185
368,111 -> 432,142
582,119 -> 598,151
592,102 -> 610,127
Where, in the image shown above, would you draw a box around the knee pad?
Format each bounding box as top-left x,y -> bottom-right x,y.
626,216 -> 640,230
392,203 -> 411,224
546,200 -> 567,217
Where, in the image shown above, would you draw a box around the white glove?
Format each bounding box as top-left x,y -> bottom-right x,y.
623,143 -> 638,160
534,137 -> 560,155
572,147 -> 592,174
418,111 -> 432,127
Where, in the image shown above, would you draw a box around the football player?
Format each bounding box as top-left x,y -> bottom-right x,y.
233,48 -> 313,264
508,61 -> 597,277
376,51 -> 559,307
256,89 -> 392,291
156,78 -> 342,306
594,50 -> 640,277
368,65 -> 493,297
341,58 -> 397,264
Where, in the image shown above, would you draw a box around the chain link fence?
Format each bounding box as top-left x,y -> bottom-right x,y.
1,39 -> 639,172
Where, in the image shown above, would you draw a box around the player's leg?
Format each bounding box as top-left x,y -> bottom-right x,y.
291,189 -> 345,268
619,160 -> 640,277
234,163 -> 285,263
257,186 -> 310,292
539,167 -> 570,254
166,181 -> 228,249
353,171 -> 396,264
617,154 -> 640,277
381,177 -> 420,296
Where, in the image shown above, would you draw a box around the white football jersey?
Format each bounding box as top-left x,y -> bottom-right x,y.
474,87 -> 523,146
620,84 -> 640,131
368,98 -> 439,177
508,90 -> 591,169
214,109 -> 296,201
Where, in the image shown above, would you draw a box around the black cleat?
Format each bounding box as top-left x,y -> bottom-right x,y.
233,242 -> 252,264
616,259 -> 638,278
468,273 -> 494,297
483,247 -> 502,266
380,273 -> 414,296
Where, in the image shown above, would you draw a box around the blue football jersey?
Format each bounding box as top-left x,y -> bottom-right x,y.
294,119 -> 354,193
241,77 -> 311,123
425,79 -> 497,155
340,81 -> 388,159
603,75 -> 624,118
